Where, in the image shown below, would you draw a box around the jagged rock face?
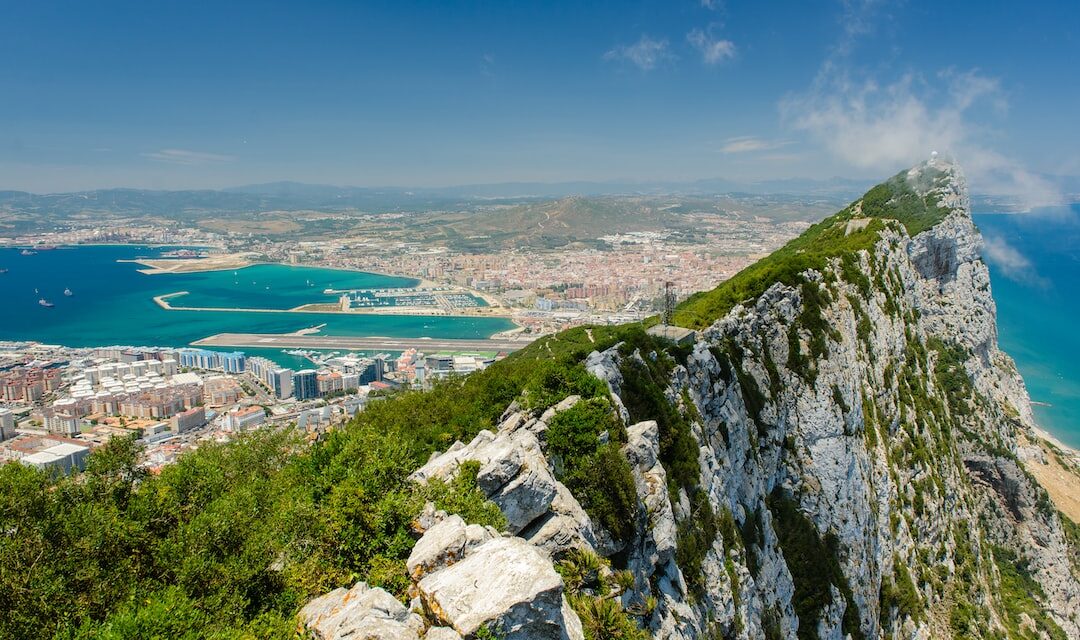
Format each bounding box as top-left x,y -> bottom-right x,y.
300,159 -> 1079,639
302,508 -> 584,640
411,427 -> 560,535
406,514 -> 499,580
594,158 -> 1079,639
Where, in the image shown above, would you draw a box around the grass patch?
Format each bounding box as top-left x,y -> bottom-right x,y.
674,167 -> 950,330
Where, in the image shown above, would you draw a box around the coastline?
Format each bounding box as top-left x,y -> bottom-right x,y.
1,242 -> 219,249
124,256 -> 431,289
122,253 -> 258,275
1031,423 -> 1080,459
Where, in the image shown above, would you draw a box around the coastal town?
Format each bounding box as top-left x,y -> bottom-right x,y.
0,205 -> 808,337
0,199 -> 811,472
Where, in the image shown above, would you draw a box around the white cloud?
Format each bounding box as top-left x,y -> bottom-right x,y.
604,35 -> 673,71
687,29 -> 736,65
782,70 -> 1061,208
782,72 -> 973,170
981,235 -> 1048,287
719,136 -> 789,153
141,148 -> 236,165
700,0 -> 723,10
481,52 -> 496,78
781,1 -> 1061,209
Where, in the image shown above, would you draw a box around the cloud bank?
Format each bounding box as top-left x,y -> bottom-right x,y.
782,2 -> 1061,209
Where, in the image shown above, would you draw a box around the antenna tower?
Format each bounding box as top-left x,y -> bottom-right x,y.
662,281 -> 676,326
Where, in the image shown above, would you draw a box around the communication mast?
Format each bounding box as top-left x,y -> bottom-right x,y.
662,281 -> 676,326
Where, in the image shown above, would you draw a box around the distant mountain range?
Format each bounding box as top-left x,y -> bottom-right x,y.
0,176 -> 877,217
2,173 -> 1075,229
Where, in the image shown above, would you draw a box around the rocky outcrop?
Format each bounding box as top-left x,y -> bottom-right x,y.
302,507 -> 584,640
579,158 -> 1078,639
411,427 -> 559,535
416,536 -> 583,640
299,581 -> 426,640
411,396 -> 613,559
406,514 -> 499,580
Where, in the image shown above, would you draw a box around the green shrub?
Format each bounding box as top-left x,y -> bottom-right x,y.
929,337 -> 974,418
1061,513 -> 1080,577
619,355 -> 699,498
992,546 -> 1067,640
880,557 -> 921,624
727,341 -> 768,434
546,398 -> 638,543
767,489 -> 862,640
675,489 -> 722,601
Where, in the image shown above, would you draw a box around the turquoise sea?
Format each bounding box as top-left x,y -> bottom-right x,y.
0,245 -> 513,365
975,206 -> 1080,449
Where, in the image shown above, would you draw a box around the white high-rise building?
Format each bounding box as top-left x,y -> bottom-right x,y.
0,408 -> 15,441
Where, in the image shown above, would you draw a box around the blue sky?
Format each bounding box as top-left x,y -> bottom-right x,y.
2,0 -> 1078,197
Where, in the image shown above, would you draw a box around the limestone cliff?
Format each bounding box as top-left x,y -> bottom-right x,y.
302,159 -> 1080,640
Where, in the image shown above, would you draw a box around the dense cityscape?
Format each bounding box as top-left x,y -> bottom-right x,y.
0,339 -> 500,473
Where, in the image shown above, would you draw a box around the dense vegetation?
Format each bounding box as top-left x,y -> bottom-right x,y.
0,324 -> 670,639
674,167 -> 950,330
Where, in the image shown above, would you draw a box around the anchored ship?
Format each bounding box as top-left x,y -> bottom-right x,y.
38,298 -> 54,308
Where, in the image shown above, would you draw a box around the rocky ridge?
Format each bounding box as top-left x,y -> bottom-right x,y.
301,158 -> 1080,639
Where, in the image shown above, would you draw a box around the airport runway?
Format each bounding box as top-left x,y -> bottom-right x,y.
191,332 -> 531,353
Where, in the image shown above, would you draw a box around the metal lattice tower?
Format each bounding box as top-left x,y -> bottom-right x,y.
662,281 -> 676,326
